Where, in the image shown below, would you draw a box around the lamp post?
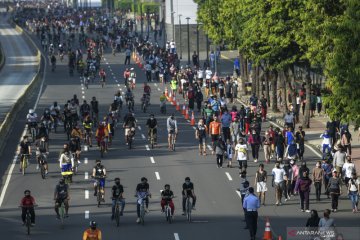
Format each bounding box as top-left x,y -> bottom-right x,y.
133,0 -> 136,33
186,17 -> 190,65
171,11 -> 176,41
196,22 -> 199,64
178,14 -> 182,59
140,5 -> 143,38
146,8 -> 150,40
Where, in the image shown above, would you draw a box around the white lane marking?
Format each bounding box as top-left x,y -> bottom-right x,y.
84,158 -> 88,164
225,172 -> 233,181
103,58 -> 106,61
117,84 -> 120,87
141,134 -> 145,139
150,157 -> 155,164
85,211 -> 90,219
174,233 -> 180,240
109,69 -> 112,71
0,157 -> 17,206
81,87 -> 84,90
106,62 -> 109,65
138,126 -> 141,130
154,83 -> 158,87
146,145 -> 150,151
81,83 -> 84,87
192,126 -> 196,130
155,172 -> 160,180
157,88 -> 161,91
236,190 -> 241,199
207,145 -> 212,150
82,91 -> 85,94
115,80 -> 118,82
85,172 -> 89,180
82,96 -> 85,99
85,190 -> 89,199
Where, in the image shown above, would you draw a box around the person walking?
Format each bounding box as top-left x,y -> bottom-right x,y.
290,159 -> 299,195
283,160 -> 293,201
243,187 -> 260,240
326,169 -> 342,212
248,130 -> 261,163
295,171 -> 312,212
322,159 -> 333,199
306,209 -> 320,228
221,109 -> 232,142
275,130 -> 286,160
295,126 -> 306,160
347,172 -> 359,213
333,146 -> 346,179
262,131 -> 272,163
215,136 -> 226,168
312,161 -> 324,201
342,156 -> 355,187
225,139 -> 233,168
272,162 -> 287,206
254,164 -> 267,205
209,115 -> 221,155
234,138 -> 249,172
318,209 -> 335,229
195,119 -> 208,156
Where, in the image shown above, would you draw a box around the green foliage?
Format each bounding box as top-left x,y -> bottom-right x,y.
141,2 -> 160,14
115,0 -> 132,11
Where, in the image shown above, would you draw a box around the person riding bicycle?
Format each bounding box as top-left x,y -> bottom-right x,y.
135,177 -> 151,223
18,136 -> 31,172
167,113 -> 178,149
146,114 -> 158,145
95,122 -> 109,151
54,179 -> 70,219
83,115 -> 93,147
170,78 -> 178,97
69,135 -> 82,163
71,125 -> 83,142
59,150 -> 74,178
161,184 -> 175,215
83,221 -> 102,240
123,68 -> 130,84
129,67 -> 136,87
182,177 -> 197,215
80,100 -> 91,121
143,83 -> 151,96
109,100 -> 119,114
125,88 -> 134,106
123,112 -> 136,144
92,159 -> 107,200
26,109 -> 38,130
50,54 -> 56,69
34,136 -> 49,173
141,93 -> 150,108
111,177 -> 126,220
50,101 -> 61,120
90,96 -> 99,121
99,68 -> 106,83
114,90 -> 123,109
40,108 -> 54,129
20,190 -> 36,226
58,44 -> 64,55
49,43 -> 54,54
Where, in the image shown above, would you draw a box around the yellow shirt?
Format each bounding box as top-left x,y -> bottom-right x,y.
83,228 -> 102,240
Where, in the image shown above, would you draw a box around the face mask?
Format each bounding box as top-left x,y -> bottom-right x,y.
115,181 -> 120,185
185,181 -> 190,185
171,117 -> 174,120
150,117 -> 154,120
91,227 -> 96,230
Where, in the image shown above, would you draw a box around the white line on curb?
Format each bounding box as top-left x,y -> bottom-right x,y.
150,157 -> 155,164
138,126 -> 141,130
174,233 -> 180,240
85,190 -> 89,199
0,157 -> 17,206
236,190 -> 241,199
145,145 -> 150,151
84,158 -> 88,164
141,134 -> 145,139
85,211 -> 89,219
155,172 -> 160,180
85,172 -> 89,180
225,172 -> 233,181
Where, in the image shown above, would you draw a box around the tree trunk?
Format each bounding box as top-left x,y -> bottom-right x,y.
256,66 -> 261,97
287,66 -> 298,112
303,67 -> 312,128
271,70 -> 279,112
281,71 -> 288,112
265,70 -> 271,107
252,65 -> 257,95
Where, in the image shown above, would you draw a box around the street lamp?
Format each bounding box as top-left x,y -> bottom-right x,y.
146,8 -> 150,40
171,11 -> 176,41
178,14 -> 182,59
186,17 -> 191,65
196,22 -> 199,64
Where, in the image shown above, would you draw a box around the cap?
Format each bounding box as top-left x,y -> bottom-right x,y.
332,169 -> 337,173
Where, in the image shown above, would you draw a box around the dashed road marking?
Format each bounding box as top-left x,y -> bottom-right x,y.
84,158 -> 88,164
236,190 -> 241,199
225,172 -> 233,181
174,233 -> 180,240
85,172 -> 89,180
145,145 -> 150,151
150,157 -> 155,164
85,190 -> 89,199
192,126 -> 196,130
207,145 -> 212,150
85,211 -> 89,219
141,134 -> 146,139
138,126 -> 141,130
155,172 -> 160,180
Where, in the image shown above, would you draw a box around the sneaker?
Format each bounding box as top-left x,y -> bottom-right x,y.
145,208 -> 149,213
254,159 -> 258,163
182,212 -> 186,216
331,209 -> 334,212
305,210 -> 311,213
77,160 -> 81,164
94,192 -> 97,196
45,170 -> 48,175
65,214 -> 69,218
275,202 -> 279,206
334,209 -> 337,212
301,209 -> 305,212
136,218 -> 140,223
278,202 -> 282,206
285,198 -> 288,202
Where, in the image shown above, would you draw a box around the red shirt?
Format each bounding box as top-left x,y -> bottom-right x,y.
21,196 -> 36,207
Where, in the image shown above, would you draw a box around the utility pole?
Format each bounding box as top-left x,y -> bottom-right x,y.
179,14 -> 182,59
186,17 -> 191,65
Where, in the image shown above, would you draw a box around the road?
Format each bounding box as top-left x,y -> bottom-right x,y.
0,11 -> 38,124
0,30 -> 359,240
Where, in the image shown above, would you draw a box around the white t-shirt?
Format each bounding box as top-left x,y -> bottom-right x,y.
205,70 -> 212,79
170,42 -> 176,49
342,162 -> 355,178
272,168 -> 286,183
197,70 -> 204,79
349,178 -> 360,192
235,143 -> 248,161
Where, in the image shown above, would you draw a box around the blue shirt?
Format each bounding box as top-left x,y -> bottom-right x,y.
221,113 -> 232,128
243,194 -> 260,210
286,131 -> 294,145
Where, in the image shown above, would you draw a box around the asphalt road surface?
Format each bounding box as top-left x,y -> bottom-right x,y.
0,30 -> 359,240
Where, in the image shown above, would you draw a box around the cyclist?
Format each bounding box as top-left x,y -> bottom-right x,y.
50,101 -> 61,125
143,83 -> 151,97
40,108 -> 53,128
135,177 -> 151,223
123,68 -> 130,85
69,136 -> 81,163
49,43 -> 54,55
129,67 -> 136,87
20,190 -> 36,226
92,159 -> 107,200
50,54 -> 56,70
83,221 -> 102,240
125,88 -> 134,110
123,112 -> 136,144
90,96 -> 99,122
161,184 -> 175,215
141,93 -> 150,109
18,136 -> 31,172
99,68 -> 106,86
167,113 -> 178,149
160,92 -> 167,113
114,90 -> 123,109
54,179 -> 70,219
71,125 -> 83,141
146,114 -> 157,145
95,122 -> 109,151
26,109 -> 38,130
182,177 -> 197,215
59,150 -> 74,180
80,100 -> 91,121
83,115 -> 93,147
111,177 -> 126,220
34,136 -> 49,173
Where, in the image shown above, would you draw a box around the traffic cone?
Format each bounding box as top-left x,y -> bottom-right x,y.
172,96 -> 176,106
263,217 -> 272,240
165,88 -> 168,97
168,91 -> 172,102
182,103 -> 186,115
190,112 -> 195,126
185,108 -> 189,120
176,101 -> 180,111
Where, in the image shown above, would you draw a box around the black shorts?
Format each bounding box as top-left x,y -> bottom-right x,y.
198,137 -> 206,145
211,134 -> 219,142
238,160 -> 247,169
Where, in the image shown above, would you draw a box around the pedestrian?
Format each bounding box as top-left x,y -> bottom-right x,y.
275,130 -> 285,160
215,136 -> 226,168
225,139 -> 233,168
232,80 -> 238,102
195,119 -> 207,156
318,209 -> 335,229
248,129 -> 261,163
260,94 -> 268,121
295,126 -> 305,160
221,109 -> 232,142
306,209 -> 320,228
290,159 -> 299,195
299,161 -> 310,179
239,171 -> 250,213
333,146 -> 346,179
272,162 -> 287,206
235,138 -> 249,172
295,171 -> 312,212
262,131 -> 272,163
284,126 -> 296,158
243,187 -> 260,240
342,156 -> 355,187
209,115 -> 221,155
347,172 -> 360,213
195,90 -> 203,112
283,160 -> 293,201
326,169 -> 342,212
230,116 -> 241,145
312,161 -> 324,201
341,129 -> 352,156
284,111 -> 295,130
320,130 -> 332,159
254,164 -> 267,205
124,47 -> 131,65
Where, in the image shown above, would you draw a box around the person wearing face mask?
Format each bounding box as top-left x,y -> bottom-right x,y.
262,131 -> 272,163
54,179 -> 70,219
167,113 -> 178,149
92,160 -> 107,200
161,184 -> 175,215
146,114 -> 158,146
312,161 -> 324,201
295,171 -> 312,212
195,119 -> 208,155
182,177 -> 197,215
83,221 -> 102,240
347,172 -> 360,213
299,161 -> 310,180
305,209 -> 320,228
111,178 -> 125,220
59,149 -> 74,182
20,190 -> 36,226
135,177 -> 152,223
248,129 -> 261,163
18,136 -> 32,172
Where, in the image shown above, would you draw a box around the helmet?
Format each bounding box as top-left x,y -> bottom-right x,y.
24,190 -> 31,194
89,221 -> 97,228
53,101 -> 58,106
59,179 -> 65,185
141,177 -> 147,182
29,109 -> 34,114
164,184 -> 170,188
96,159 -> 101,164
185,177 -> 190,181
114,177 -> 120,182
130,68 -> 134,71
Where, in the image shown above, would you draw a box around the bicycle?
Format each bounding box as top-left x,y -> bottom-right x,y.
99,138 -> 106,158
170,131 -> 176,151
71,152 -> 79,175
138,196 -> 148,225
20,154 -> 30,176
100,76 -> 105,88
164,200 -> 173,224
142,100 -> 148,113
19,205 -> 37,235
126,128 -> 135,149
38,153 -> 47,179
113,197 -> 125,227
127,99 -> 134,112
29,122 -> 37,142
57,200 -> 66,229
185,196 -> 192,223
94,177 -> 105,207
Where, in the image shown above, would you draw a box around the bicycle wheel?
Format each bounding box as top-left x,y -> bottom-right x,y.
97,186 -> 101,207
40,163 -> 46,179
100,145 -> 104,158
22,157 -> 27,176
60,203 -> 65,228
167,207 -> 172,224
140,204 -> 145,225
172,136 -> 176,151
186,198 -> 192,222
115,204 -> 120,227
26,213 -> 31,235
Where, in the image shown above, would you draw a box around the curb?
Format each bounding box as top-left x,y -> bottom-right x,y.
0,41 -> 5,72
0,21 -> 44,154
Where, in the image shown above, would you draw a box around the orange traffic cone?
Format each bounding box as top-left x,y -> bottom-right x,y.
185,108 -> 189,120
190,112 -> 195,126
263,217 -> 272,240
168,91 -> 172,102
165,88 -> 168,97
176,101 -> 180,111
182,103 -> 186,115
